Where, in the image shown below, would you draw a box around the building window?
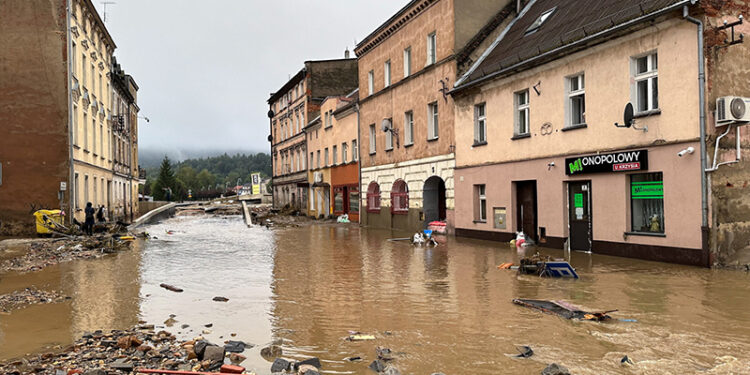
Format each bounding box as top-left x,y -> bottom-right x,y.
475,184 -> 487,222
324,148 -> 329,166
514,89 -> 530,136
82,55 -> 87,87
74,173 -> 80,209
316,150 -> 321,169
368,70 -> 374,95
342,143 -> 348,163
333,145 -> 338,165
349,186 -> 360,214
404,111 -> 414,145
427,102 -> 438,140
99,122 -> 103,157
403,47 -> 411,77
566,74 -> 586,127
632,52 -> 658,113
310,152 -> 314,168
334,187 -> 345,214
84,175 -> 89,205
385,118 -> 393,151
426,32 -> 436,65
352,140 -> 358,161
71,42 -> 77,77
310,187 -> 315,210
72,104 -> 78,145
391,179 -> 409,214
369,124 -> 376,154
367,182 -> 381,213
83,112 -> 88,150
630,172 -> 664,234
384,60 -> 391,87
525,8 -> 556,35
474,103 -> 486,144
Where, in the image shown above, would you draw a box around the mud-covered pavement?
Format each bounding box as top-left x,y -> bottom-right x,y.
1,214 -> 750,374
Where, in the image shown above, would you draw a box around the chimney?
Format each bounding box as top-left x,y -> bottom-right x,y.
345,48 -> 350,59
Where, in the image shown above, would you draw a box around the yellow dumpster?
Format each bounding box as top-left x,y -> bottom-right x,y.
34,209 -> 63,235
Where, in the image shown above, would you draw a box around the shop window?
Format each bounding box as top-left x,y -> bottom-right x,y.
631,52 -> 658,113
630,172 -> 664,233
367,182 -> 381,213
334,187 -> 345,214
349,186 -> 360,214
474,184 -> 487,222
391,179 -> 409,214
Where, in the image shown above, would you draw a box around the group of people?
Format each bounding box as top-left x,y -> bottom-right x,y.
82,202 -> 107,235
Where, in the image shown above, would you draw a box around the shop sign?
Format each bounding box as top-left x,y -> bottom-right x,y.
631,181 -> 663,199
565,150 -> 648,175
574,193 -> 583,208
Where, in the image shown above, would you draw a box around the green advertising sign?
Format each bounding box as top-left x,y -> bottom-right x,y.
574,193 -> 583,208
631,181 -> 663,199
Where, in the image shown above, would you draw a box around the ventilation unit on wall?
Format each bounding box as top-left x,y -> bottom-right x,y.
716,96 -> 750,126
314,172 -> 323,184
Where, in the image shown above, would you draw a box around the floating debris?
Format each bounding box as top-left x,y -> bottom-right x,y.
512,299 -> 615,321
159,283 -> 184,293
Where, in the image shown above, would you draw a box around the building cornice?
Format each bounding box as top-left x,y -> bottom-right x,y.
355,0 -> 439,58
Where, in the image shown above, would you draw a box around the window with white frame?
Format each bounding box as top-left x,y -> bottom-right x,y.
333,145 -> 338,165
426,32 -> 436,65
404,110 -> 414,145
632,52 -> 658,113
427,102 -> 439,140
385,118 -> 393,151
73,104 -> 78,145
403,47 -> 411,77
83,112 -> 88,150
566,74 -> 585,127
342,143 -> 348,163
369,124 -> 376,154
72,42 -> 77,77
368,70 -> 374,95
475,184 -> 487,221
514,89 -> 530,135
474,103 -> 486,144
325,148 -> 329,166
352,140 -> 358,161
384,60 -> 391,87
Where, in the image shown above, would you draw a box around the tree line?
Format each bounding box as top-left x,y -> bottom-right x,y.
143,153 -> 271,201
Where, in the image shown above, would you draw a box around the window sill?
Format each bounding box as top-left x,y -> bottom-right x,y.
633,109 -> 661,118
367,209 -> 380,214
385,148 -> 394,152
562,123 -> 587,132
392,210 -> 409,215
473,220 -> 487,224
404,142 -> 414,148
369,152 -> 376,156
624,231 -> 666,238
511,133 -> 531,140
84,149 -> 90,153
427,137 -> 439,142
73,145 -> 81,149
472,141 -> 488,147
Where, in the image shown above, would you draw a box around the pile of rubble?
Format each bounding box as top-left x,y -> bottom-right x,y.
0,288 -> 68,314
0,235 -> 135,273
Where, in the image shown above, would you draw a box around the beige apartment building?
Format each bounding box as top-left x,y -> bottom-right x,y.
0,0 -> 140,231
305,90 -> 360,221
356,0 -> 516,233
449,0 -> 750,267
268,59 -> 358,210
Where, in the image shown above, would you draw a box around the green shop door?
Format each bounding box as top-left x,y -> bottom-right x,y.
568,181 -> 592,252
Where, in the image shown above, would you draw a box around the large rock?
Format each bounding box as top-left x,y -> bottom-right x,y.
271,358 -> 291,373
294,357 -> 321,370
261,344 -> 283,360
541,363 -> 571,375
382,365 -> 401,375
369,360 -> 387,373
203,345 -> 226,363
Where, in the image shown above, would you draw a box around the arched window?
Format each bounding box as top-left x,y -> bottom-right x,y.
367,182 -> 381,213
391,179 -> 409,214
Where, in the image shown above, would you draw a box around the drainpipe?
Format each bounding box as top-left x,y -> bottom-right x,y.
66,0 -> 75,225
683,4 -> 710,266
355,102 -> 361,225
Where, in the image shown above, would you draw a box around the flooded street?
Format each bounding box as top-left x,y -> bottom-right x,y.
2,215 -> 750,374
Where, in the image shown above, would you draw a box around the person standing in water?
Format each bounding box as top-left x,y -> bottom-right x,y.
84,202 -> 95,235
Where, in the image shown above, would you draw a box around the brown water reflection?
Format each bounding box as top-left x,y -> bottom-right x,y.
2,217 -> 750,374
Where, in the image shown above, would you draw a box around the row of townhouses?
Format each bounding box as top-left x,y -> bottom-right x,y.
0,0 -> 143,228
270,0 -> 750,268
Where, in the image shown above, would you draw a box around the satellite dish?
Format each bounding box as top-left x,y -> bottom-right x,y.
615,103 -> 635,128
623,102 -> 634,127
267,110 -> 275,118
267,135 -> 273,142
381,119 -> 392,132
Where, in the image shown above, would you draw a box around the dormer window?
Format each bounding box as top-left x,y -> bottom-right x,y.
525,8 -> 555,36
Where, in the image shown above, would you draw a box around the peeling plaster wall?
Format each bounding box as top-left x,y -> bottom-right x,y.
0,0 -> 71,230
701,0 -> 750,267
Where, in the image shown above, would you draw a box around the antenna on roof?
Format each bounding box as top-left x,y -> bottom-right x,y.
100,1 -> 116,22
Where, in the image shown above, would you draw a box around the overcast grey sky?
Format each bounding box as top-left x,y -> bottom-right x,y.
93,0 -> 406,155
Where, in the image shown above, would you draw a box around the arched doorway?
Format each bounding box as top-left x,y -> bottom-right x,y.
423,176 -> 446,224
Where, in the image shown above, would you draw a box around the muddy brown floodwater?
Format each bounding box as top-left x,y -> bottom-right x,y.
2,215 -> 750,374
